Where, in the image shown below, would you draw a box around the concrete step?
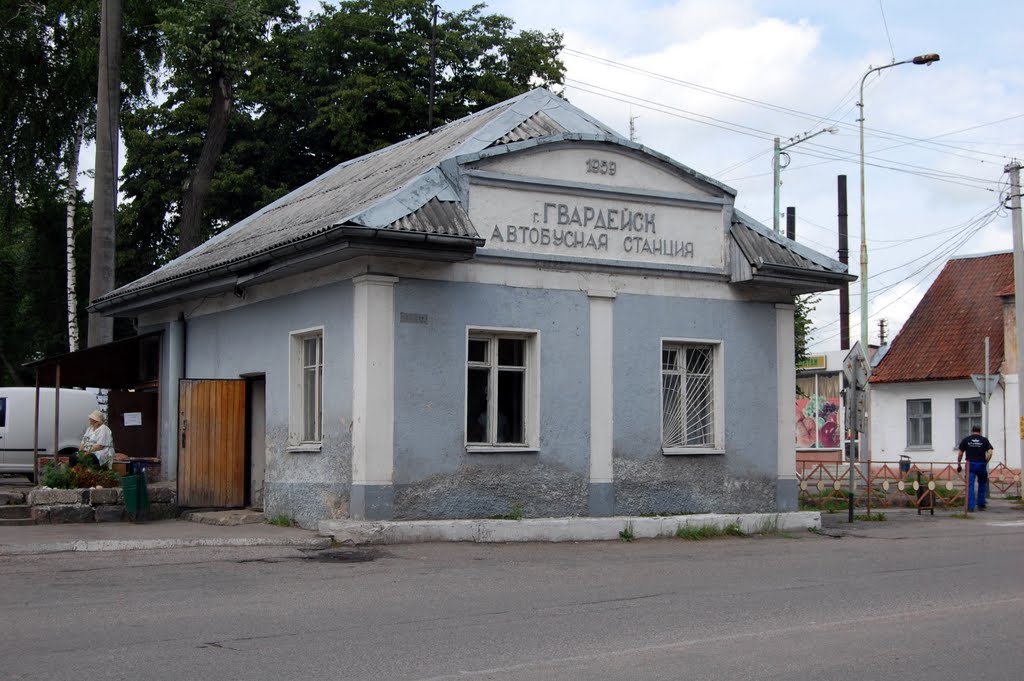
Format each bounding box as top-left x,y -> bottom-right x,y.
0,505 -> 31,521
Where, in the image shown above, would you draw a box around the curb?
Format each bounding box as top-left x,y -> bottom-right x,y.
0,535 -> 331,556
319,512 -> 822,545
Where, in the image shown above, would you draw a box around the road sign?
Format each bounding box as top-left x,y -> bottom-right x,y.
970,374 -> 1000,401
843,341 -> 871,389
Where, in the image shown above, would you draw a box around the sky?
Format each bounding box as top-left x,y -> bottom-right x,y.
95,1 -> 1024,355
391,0 -> 1024,354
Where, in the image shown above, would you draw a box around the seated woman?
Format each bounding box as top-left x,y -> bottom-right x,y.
78,410 -> 115,469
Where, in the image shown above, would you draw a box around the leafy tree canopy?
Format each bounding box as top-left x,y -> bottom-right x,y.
117,0 -> 564,278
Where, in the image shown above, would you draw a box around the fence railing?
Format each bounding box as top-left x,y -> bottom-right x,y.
797,459 -> 1022,511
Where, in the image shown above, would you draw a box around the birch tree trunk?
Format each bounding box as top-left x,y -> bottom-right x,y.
66,112 -> 86,352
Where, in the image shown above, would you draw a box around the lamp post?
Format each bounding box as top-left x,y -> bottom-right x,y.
858,53 -> 940,349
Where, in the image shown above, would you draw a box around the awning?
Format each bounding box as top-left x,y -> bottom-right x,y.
26,332 -> 163,389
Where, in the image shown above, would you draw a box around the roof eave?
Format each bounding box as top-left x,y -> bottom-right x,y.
90,228 -> 482,316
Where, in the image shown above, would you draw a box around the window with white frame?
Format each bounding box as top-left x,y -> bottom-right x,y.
290,328 -> 323,446
661,342 -> 721,452
465,330 -> 538,449
955,398 -> 982,442
906,399 -> 931,448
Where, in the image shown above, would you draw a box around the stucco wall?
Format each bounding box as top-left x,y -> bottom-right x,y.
392,279 -> 590,519
181,281 -> 354,527
389,280 -> 780,519
871,380 -> 1018,469
612,293 -> 780,514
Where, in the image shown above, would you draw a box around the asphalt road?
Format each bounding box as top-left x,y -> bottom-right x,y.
2,510 -> 1023,681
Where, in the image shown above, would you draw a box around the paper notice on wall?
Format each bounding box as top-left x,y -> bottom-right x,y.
124,412 -> 142,427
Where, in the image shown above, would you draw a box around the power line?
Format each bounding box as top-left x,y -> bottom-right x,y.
563,46 -> 1013,163
568,78 -> 1002,191
877,0 -> 897,63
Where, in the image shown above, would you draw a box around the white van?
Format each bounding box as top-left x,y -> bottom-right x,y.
0,387 -> 99,482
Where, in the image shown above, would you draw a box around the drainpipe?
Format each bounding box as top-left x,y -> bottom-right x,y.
165,314 -> 186,482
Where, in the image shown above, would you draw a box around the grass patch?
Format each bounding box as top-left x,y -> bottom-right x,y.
488,504 -> 524,521
951,511 -> 974,519
619,521 -> 635,542
854,512 -> 886,522
800,493 -> 849,513
676,521 -> 744,540
267,515 -> 294,527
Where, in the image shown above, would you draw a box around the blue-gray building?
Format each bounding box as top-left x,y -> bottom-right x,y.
93,89 -> 852,527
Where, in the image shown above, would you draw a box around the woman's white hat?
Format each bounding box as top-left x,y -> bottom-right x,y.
88,410 -> 105,424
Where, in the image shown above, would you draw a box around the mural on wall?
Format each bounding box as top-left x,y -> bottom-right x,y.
796,374 -> 841,449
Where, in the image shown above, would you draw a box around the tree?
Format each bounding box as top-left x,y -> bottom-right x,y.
117,0 -> 565,271
0,0 -> 163,378
794,294 -> 818,365
1,0 -> 101,379
88,0 -> 122,347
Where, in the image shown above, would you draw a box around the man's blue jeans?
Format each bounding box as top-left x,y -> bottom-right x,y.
967,461 -> 988,511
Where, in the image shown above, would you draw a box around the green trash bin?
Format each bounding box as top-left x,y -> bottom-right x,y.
121,473 -> 150,521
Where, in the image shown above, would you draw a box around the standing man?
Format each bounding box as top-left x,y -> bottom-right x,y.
957,425 -> 993,511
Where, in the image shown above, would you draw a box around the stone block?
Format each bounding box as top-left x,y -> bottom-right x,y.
0,491 -> 26,505
33,504 -> 94,524
89,488 -> 122,505
29,488 -> 86,505
94,505 -> 126,523
149,486 -> 176,504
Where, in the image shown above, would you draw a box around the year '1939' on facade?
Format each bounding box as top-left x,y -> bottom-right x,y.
91,89 -> 853,527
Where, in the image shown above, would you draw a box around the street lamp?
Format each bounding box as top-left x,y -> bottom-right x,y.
858,53 -> 940,349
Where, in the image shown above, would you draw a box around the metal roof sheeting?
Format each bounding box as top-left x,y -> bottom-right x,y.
491,110 -> 566,146
386,198 -> 480,238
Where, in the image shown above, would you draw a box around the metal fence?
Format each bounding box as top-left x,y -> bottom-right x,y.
797,459 -> 1022,511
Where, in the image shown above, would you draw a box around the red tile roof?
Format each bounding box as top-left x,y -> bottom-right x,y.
870,252 -> 1013,384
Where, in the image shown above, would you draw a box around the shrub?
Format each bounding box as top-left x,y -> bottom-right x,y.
41,463 -> 74,489
39,462 -> 121,489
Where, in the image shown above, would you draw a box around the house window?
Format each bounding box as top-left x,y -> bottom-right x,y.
465,330 -> 538,449
955,398 -> 982,442
906,399 -> 931,448
289,328 -> 323,448
662,342 -> 722,452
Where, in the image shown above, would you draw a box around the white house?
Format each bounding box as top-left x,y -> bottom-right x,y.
869,252 -> 1020,470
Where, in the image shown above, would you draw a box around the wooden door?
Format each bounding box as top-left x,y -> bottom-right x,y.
178,379 -> 246,508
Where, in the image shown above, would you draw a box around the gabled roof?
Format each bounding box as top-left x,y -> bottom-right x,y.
92,88 -> 849,314
870,252 -> 1013,384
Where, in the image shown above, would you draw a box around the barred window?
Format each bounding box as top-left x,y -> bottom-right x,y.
662,343 -> 717,450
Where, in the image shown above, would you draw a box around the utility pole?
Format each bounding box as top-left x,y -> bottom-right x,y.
629,114 -> 639,143
838,175 -> 850,350
1007,161 -> 1023,477
88,0 -> 121,348
772,127 -> 837,233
